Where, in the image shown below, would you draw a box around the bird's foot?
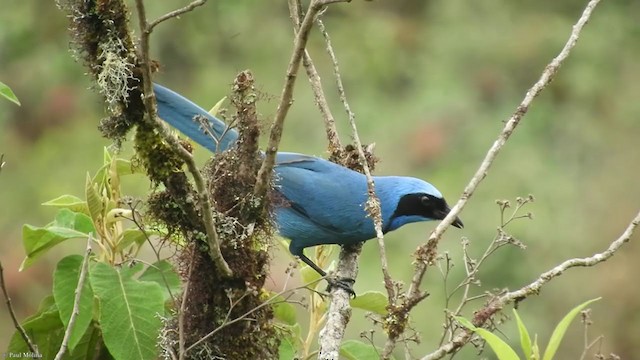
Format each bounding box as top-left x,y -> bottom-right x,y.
325,277 -> 356,298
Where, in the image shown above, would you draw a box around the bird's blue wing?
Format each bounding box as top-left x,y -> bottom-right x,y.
153,83 -> 238,152
274,153 -> 373,242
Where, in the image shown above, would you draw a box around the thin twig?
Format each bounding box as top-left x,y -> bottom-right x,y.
288,0 -> 342,153
148,0 -> 206,30
379,1 -> 604,354
134,0 -> 232,277
314,10 -> 389,358
0,261 -> 37,353
253,0 -> 349,200
421,207 -> 639,360
54,236 -> 92,360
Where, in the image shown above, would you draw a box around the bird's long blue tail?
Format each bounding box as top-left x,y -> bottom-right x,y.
153,83 -> 239,153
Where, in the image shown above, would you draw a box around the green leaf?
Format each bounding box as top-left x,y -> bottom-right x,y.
138,260 -> 182,302
8,295 -> 65,358
456,316 -> 520,360
43,194 -> 89,215
0,80 -> 20,105
90,262 -> 164,360
20,209 -> 94,270
272,295 -> 297,326
340,340 -> 391,360
513,309 -> 532,359
278,333 -> 297,360
53,208 -> 95,234
542,297 -> 601,360
53,255 -> 94,352
350,291 -> 388,315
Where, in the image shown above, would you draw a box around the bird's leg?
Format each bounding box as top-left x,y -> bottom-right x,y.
298,253 -> 356,298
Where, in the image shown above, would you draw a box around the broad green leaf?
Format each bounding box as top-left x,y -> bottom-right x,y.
278,333 -> 297,360
138,260 -> 182,302
43,194 -> 89,215
513,309 -> 532,359
8,295 -> 64,357
350,291 -> 388,315
271,295 -> 297,326
21,226 -> 89,270
21,209 -> 94,270
53,208 -> 95,234
340,340 -> 392,360
53,255 -> 94,351
0,80 -> 20,105
90,262 -> 164,360
119,261 -> 145,279
456,316 -> 520,360
542,297 -> 601,360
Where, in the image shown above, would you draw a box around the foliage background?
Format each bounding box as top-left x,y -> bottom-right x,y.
0,0 -> 638,357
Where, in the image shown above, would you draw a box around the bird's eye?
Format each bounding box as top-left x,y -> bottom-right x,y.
420,195 -> 430,206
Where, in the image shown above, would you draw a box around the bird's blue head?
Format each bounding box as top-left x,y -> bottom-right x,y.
378,177 -> 463,233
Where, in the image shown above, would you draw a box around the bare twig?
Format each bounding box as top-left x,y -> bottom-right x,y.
0,153 -> 5,174
253,0 -> 349,199
134,0 -> 232,277
318,16 -> 394,301
314,10 -> 392,358
178,247 -> 197,360
379,0 -> 604,354
288,0 -> 342,153
148,0 -> 206,30
54,236 -> 92,360
422,208 -> 639,360
0,261 -> 37,353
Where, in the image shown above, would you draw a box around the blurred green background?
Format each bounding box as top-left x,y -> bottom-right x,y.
1,0 -> 638,358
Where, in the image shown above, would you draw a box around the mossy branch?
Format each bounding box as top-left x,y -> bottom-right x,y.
133,0 -> 232,278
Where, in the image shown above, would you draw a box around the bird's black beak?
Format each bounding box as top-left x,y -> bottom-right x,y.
451,215 -> 464,229
441,206 -> 464,229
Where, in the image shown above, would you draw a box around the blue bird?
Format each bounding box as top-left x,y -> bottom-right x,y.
154,84 -> 463,293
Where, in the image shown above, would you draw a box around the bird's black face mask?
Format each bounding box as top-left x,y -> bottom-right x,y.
392,193 -> 464,228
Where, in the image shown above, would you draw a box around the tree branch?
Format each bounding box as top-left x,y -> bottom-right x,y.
134,0 -> 232,277
422,208 -> 640,359
54,236 -> 92,360
253,0 -> 350,199
0,261 -> 37,354
288,0 -> 343,153
380,0 -> 603,354
148,0 -> 206,31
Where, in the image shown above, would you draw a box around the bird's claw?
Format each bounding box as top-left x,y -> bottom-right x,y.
326,277 -> 356,298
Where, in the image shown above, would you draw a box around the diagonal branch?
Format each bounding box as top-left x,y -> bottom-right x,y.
253,0 -> 350,199
382,0 -> 604,355
408,0 -> 602,313
422,208 -> 640,360
134,0 -> 232,277
1,260 -> 37,354
288,0 -> 342,153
